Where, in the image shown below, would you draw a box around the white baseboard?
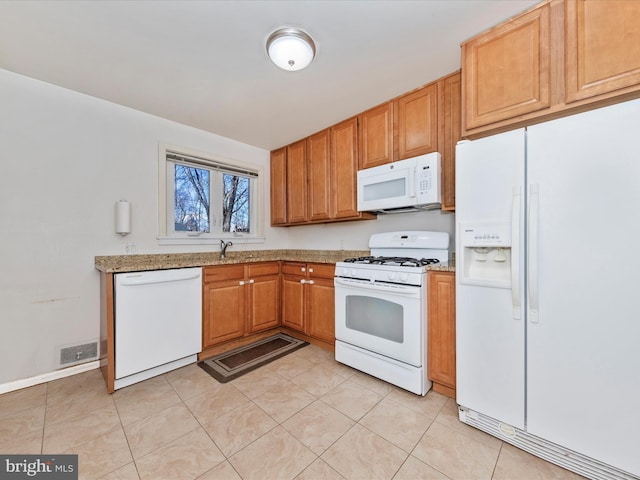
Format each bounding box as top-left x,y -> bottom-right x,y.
0,361 -> 100,395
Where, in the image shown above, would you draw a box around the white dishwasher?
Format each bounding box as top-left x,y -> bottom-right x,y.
114,267 -> 202,390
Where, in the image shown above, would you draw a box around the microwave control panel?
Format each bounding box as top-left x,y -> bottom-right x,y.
418,165 -> 433,196
415,153 -> 440,202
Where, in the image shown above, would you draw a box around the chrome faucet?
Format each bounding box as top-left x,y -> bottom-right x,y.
220,240 -> 233,259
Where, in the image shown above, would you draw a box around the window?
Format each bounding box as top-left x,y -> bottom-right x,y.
158,146 -> 263,244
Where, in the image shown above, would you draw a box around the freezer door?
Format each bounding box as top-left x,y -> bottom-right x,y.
526,99 -> 640,476
455,129 -> 526,429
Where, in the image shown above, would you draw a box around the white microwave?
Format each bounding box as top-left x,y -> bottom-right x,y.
357,152 -> 441,213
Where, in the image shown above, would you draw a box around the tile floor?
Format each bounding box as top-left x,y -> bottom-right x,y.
0,344 -> 586,480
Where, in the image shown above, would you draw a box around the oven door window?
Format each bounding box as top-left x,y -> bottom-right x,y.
346,295 -> 403,342
334,280 -> 423,367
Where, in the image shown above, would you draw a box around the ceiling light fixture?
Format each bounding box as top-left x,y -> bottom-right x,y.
266,27 -> 316,72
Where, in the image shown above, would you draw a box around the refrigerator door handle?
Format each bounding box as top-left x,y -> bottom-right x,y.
529,184 -> 540,322
511,187 -> 521,320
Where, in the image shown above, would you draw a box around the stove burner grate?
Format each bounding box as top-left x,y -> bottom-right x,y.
342,256 -> 440,267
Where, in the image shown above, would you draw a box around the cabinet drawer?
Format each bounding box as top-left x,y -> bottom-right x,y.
307,263 -> 335,279
203,264 -> 245,282
247,262 -> 279,277
281,262 -> 307,276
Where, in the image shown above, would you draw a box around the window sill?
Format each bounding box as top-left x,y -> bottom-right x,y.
157,236 -> 266,246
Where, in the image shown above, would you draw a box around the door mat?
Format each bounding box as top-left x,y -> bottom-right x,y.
198,333 -> 308,383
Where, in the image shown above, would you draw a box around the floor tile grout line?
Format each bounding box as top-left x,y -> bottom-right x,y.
490,442 -> 506,480
110,386 -> 142,480
40,382 -> 49,455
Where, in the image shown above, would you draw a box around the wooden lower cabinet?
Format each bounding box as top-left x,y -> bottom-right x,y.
427,270 -> 456,398
281,262 -> 335,345
307,276 -> 335,343
203,276 -> 245,347
202,262 -> 279,349
281,272 -> 305,332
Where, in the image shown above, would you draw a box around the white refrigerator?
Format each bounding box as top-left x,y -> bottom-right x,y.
455,99 -> 640,480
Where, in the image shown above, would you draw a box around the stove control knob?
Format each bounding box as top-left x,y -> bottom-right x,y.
388,272 -> 397,281
399,273 -> 409,283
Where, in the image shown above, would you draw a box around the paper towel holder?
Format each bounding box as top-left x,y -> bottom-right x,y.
115,199 -> 131,236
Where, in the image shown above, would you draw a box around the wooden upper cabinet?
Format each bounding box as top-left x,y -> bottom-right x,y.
307,129 -> 332,222
396,83 -> 439,160
358,102 -> 394,169
270,148 -> 287,225
439,72 -> 461,212
565,0 -> 640,103
331,117 -> 360,219
462,2 -> 551,131
285,139 -> 308,224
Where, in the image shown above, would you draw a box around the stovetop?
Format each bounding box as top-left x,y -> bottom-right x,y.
342,256 -> 441,267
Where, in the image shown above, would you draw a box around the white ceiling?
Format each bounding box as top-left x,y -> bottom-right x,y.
0,0 -> 538,151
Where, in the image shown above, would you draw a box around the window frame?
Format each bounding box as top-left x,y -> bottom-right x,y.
157,143 -> 265,245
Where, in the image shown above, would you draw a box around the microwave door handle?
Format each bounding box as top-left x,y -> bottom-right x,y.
408,166 -> 416,198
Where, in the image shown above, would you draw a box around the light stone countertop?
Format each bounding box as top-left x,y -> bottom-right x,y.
95,249 -> 456,274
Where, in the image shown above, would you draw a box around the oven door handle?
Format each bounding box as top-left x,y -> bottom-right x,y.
334,277 -> 420,296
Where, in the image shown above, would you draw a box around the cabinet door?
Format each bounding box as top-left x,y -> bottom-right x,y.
307,276 -> 335,343
270,148 -> 287,225
427,271 -> 456,396
462,3 -> 551,130
307,129 -> 332,221
248,274 -> 280,333
286,139 -> 308,224
440,72 -> 461,212
281,275 -> 306,333
203,280 -> 245,348
565,0 -> 640,103
396,83 -> 438,160
358,102 -> 394,169
331,117 -> 360,219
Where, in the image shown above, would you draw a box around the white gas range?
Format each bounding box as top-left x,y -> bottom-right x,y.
334,231 -> 449,395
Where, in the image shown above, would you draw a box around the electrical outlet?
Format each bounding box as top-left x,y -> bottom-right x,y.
124,242 -> 138,254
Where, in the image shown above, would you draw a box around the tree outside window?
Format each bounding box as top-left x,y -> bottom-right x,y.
173,164 -> 251,234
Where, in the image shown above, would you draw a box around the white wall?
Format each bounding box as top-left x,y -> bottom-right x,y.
286,210 -> 455,252
0,69 -> 288,384
0,68 -> 454,386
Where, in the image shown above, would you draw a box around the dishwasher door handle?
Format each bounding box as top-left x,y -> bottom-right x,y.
118,272 -> 201,286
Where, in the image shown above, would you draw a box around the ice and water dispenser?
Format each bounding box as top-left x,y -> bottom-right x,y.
459,223 -> 512,288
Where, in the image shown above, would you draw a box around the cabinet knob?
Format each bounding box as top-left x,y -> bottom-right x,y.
309,268 -> 314,273
300,279 -> 306,284
308,280 -> 314,285
249,279 -> 255,284
239,281 -> 245,286
301,267 -> 306,272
